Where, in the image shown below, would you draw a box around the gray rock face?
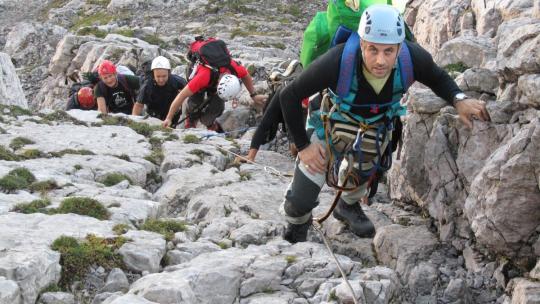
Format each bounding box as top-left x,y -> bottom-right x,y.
0,212 -> 116,304
373,224 -> 439,282
496,18 -> 540,82
531,260 -> 540,280
408,86 -> 450,114
118,230 -> 167,273
517,74 -> 540,108
0,52 -> 28,108
38,292 -> 75,304
455,68 -> 500,94
411,0 -> 469,54
3,22 -> 67,102
507,278 -> 540,304
0,276 -> 21,304
408,262 -> 438,296
464,120 -> 540,256
102,294 -> 158,304
100,268 -> 129,293
435,36 -> 496,69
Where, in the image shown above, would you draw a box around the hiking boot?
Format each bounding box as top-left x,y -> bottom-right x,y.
283,216 -> 312,244
333,199 -> 375,238
207,121 -> 224,133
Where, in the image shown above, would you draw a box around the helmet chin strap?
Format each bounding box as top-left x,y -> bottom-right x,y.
393,43 -> 402,68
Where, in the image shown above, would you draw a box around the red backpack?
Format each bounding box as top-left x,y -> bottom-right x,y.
186,36 -> 238,88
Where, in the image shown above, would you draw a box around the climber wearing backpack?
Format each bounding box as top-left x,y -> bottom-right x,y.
279,4 -> 490,243
94,60 -> 140,115
66,86 -> 97,111
162,36 -> 267,130
133,56 -> 187,126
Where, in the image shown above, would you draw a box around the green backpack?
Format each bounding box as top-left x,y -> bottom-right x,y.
300,0 -> 393,68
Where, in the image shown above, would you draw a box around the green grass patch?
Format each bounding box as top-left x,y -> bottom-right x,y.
40,283 -> 63,294
144,148 -> 164,165
140,219 -> 186,241
77,26 -> 108,38
0,146 -> 20,161
218,241 -> 229,249
113,28 -> 134,37
127,121 -> 154,137
149,136 -> 163,147
40,110 -> 86,125
40,0 -> 70,19
142,34 -> 165,47
98,115 -> 163,137
102,173 -> 132,187
50,149 -> 95,157
71,12 -> 113,31
29,180 -> 59,194
164,133 -> 179,141
285,255 -> 296,264
189,149 -> 211,159
21,149 -> 43,159
116,154 -> 131,161
86,0 -> 110,6
328,290 -> 338,301
443,62 -> 469,74
51,234 -> 126,288
0,168 -> 36,192
183,134 -> 201,144
278,4 -> 301,18
231,28 -> 250,39
146,170 -> 162,185
9,137 -> 34,150
238,171 -> 251,181
55,197 -> 110,220
74,164 -> 83,171
112,223 -> 129,235
11,199 -> 51,214
0,105 -> 32,117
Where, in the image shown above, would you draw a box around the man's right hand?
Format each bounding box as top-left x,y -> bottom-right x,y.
162,118 -> 172,128
298,143 -> 326,175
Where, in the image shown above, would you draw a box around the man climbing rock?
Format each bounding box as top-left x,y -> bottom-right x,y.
94,60 -> 140,115
279,4 -> 490,243
162,37 -> 267,130
133,56 -> 187,127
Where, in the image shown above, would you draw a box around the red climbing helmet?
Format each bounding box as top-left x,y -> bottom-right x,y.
97,60 -> 117,76
77,87 -> 95,109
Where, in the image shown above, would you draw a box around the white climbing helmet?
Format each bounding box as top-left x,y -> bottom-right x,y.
151,56 -> 171,70
358,4 -> 405,44
217,74 -> 241,100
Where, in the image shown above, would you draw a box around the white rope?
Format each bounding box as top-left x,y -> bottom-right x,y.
312,222 -> 361,304
204,136 -> 358,302
208,143 -> 292,180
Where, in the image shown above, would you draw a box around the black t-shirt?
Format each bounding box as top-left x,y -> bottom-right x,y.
137,74 -> 187,120
94,74 -> 140,114
280,40 -> 462,151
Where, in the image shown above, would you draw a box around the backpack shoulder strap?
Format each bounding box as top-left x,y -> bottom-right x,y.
397,42 -> 414,90
336,31 -> 360,99
117,74 -> 135,100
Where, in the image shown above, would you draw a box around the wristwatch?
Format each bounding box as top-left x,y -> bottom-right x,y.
453,92 -> 468,106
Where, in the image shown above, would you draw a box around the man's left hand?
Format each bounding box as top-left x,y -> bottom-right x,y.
455,99 -> 490,129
